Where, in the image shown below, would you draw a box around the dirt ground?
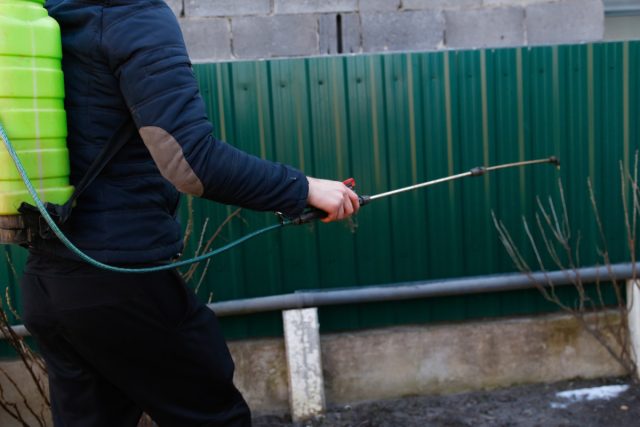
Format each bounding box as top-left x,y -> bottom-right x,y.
253,376 -> 640,427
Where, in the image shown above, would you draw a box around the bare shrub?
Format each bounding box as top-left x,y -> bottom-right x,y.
492,159 -> 640,378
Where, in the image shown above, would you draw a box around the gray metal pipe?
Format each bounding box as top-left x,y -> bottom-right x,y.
207,261 -> 639,317
4,262 -> 638,339
605,0 -> 640,16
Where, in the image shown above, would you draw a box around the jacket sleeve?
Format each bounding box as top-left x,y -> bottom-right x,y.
101,2 -> 308,217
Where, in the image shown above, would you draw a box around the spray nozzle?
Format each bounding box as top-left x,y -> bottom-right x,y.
548,156 -> 561,170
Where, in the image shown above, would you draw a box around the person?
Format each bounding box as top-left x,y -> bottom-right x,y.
20,0 -> 360,426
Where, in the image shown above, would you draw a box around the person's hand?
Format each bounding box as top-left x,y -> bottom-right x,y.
306,177 -> 360,223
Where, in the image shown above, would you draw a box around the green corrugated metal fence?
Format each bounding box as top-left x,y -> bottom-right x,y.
1,41 -> 639,344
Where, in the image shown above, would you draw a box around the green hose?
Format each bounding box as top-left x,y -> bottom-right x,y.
0,122 -> 290,274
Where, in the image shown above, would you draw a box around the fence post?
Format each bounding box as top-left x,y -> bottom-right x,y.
282,307 -> 326,422
627,279 -> 640,379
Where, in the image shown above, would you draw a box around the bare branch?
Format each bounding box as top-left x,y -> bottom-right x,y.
493,171 -> 637,378
182,208 -> 242,283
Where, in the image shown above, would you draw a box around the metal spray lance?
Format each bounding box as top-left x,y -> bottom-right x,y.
290,156 -> 561,224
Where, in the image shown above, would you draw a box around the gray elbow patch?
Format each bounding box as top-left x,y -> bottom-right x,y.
139,126 -> 204,197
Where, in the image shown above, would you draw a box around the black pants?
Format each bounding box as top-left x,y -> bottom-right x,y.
21,251 -> 251,427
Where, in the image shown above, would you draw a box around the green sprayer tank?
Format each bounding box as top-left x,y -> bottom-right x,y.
0,0 -> 73,242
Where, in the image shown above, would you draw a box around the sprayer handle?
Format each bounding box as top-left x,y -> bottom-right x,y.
290,208 -> 327,224
290,178 -> 366,225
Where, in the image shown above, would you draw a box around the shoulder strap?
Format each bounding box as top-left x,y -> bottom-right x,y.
54,119 -> 135,223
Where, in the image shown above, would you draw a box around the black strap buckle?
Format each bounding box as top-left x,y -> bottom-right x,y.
18,202 -> 65,243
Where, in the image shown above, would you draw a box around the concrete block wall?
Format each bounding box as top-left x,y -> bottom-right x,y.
167,0 -> 605,62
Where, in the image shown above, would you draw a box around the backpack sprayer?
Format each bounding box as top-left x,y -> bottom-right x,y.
0,0 -> 74,244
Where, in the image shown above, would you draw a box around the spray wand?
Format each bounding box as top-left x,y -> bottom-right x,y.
290,156 -> 561,224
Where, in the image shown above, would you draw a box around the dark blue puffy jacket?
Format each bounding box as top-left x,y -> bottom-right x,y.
39,0 -> 309,264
